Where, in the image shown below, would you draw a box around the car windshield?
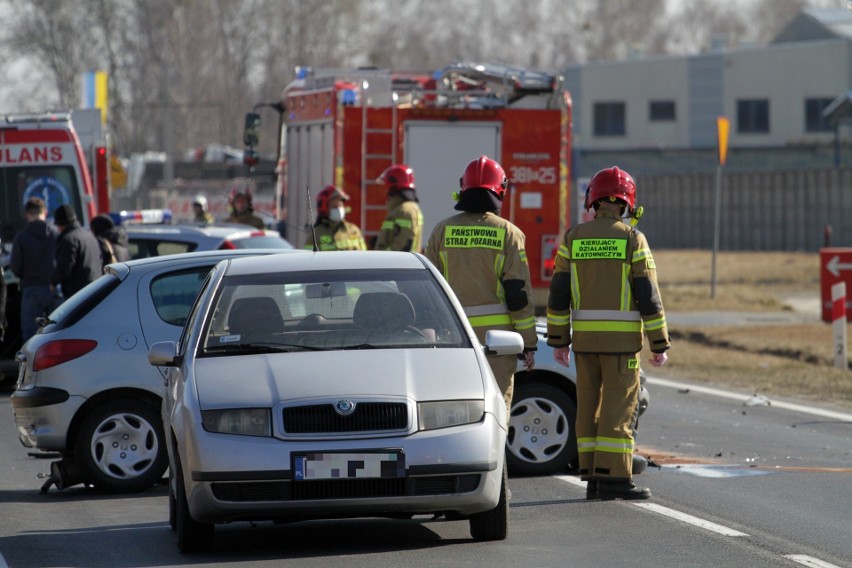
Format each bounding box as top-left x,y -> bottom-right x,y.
200,268 -> 469,354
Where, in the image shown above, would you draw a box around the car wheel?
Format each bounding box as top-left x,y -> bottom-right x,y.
74,399 -> 168,493
507,382 -> 577,476
469,463 -> 508,541
174,450 -> 214,552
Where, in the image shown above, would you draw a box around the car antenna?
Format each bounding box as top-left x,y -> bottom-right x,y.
306,185 -> 318,251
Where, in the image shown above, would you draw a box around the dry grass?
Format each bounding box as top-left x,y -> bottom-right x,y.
643,250 -> 852,411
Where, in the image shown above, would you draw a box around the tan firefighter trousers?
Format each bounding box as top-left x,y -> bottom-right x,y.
574,352 -> 641,481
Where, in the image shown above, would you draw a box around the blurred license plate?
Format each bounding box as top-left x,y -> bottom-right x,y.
293,451 -> 405,481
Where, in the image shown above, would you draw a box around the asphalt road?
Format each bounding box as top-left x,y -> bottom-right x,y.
1,376 -> 850,568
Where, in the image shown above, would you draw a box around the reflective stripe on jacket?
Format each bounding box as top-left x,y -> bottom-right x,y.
375,195 -> 423,252
425,211 -> 537,349
546,208 -> 670,354
304,220 -> 367,251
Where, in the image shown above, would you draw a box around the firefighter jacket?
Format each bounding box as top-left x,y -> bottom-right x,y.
425,211 -> 537,349
546,208 -> 670,355
226,211 -> 265,230
304,219 -> 367,251
375,194 -> 423,252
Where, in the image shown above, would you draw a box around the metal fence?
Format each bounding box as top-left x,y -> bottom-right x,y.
629,167 -> 852,251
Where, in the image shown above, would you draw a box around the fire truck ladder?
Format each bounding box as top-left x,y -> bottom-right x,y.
360,91 -> 398,237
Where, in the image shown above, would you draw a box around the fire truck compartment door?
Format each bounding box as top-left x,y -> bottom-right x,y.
404,121 -> 500,243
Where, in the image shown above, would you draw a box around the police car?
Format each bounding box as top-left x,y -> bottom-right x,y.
109,209 -> 294,258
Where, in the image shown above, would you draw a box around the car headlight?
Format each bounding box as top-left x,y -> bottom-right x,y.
417,400 -> 484,431
201,408 -> 271,437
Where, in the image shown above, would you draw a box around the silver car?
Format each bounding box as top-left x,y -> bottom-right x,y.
149,251 -> 522,552
10,249 -> 293,493
126,223 -> 293,259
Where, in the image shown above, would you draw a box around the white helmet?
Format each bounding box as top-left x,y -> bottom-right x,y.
193,194 -> 208,210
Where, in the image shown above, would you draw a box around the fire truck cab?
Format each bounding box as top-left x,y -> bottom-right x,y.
0,111 -> 101,380
246,61 -> 572,305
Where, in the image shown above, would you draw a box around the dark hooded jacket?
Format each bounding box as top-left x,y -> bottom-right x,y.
53,220 -> 103,299
10,220 -> 58,287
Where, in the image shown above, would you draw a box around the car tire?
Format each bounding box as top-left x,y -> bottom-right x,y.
469,463 -> 508,541
74,399 -> 168,493
174,450 -> 214,553
507,381 -> 577,476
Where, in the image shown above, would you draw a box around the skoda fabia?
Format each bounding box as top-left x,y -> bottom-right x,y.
149,251 -> 523,552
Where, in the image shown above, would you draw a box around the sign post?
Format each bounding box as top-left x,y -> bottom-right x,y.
831,282 -> 848,370
819,248 -> 852,323
710,117 -> 729,299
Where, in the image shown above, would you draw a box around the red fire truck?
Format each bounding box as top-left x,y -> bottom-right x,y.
0,110 -> 110,379
245,62 -> 572,305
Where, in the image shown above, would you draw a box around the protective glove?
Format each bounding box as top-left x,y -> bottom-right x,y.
649,352 -> 668,367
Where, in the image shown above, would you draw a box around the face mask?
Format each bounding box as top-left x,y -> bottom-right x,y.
328,206 -> 345,223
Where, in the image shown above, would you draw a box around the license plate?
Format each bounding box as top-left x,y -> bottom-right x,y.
293,451 -> 405,481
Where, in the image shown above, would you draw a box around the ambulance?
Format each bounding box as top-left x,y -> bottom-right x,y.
1,112 -> 99,379
244,62 -> 573,305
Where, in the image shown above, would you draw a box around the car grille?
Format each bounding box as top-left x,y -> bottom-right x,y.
283,402 -> 408,434
210,475 -> 481,502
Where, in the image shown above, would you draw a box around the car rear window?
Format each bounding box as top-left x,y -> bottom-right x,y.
129,238 -> 198,260
41,273 -> 120,332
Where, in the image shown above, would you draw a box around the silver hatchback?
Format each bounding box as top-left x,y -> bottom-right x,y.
149,251 -> 522,552
10,249 -> 292,493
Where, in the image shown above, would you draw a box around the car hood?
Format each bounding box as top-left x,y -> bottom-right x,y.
193,349 -> 487,408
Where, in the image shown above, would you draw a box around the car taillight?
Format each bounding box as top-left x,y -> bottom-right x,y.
219,240 -> 237,250
33,340 -> 98,371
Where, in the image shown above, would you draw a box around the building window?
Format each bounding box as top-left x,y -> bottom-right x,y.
649,101 -> 676,121
737,99 -> 769,134
805,98 -> 834,132
594,102 -> 626,136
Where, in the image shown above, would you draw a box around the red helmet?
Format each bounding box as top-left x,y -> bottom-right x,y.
586,166 -> 636,211
460,155 -> 508,200
316,185 -> 349,217
379,164 -> 415,190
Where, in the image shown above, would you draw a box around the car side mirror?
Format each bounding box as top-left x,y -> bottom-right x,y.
148,341 -> 180,367
483,330 -> 524,356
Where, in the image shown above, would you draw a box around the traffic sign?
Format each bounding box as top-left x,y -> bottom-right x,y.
820,248 -> 852,322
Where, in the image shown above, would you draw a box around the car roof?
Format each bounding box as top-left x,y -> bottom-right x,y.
125,223 -> 277,238
221,251 -> 429,276
108,248 -> 301,274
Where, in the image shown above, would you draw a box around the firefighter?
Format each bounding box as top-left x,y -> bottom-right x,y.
425,155 -> 536,410
546,166 -> 670,501
374,164 -> 423,252
304,185 -> 367,251
226,190 -> 265,230
193,194 -> 214,224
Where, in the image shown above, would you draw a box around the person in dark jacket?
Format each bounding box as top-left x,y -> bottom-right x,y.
10,198 -> 59,342
52,204 -> 102,301
90,214 -> 130,267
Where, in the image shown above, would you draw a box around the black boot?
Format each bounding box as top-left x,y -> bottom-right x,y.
598,479 -> 651,501
585,480 -> 598,500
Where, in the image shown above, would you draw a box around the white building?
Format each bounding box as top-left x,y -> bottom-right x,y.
564,8 -> 852,176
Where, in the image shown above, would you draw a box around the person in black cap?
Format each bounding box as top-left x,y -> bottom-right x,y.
90,214 -> 130,267
52,204 -> 102,301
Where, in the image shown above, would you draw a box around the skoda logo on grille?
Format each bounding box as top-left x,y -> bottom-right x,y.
335,399 -> 356,416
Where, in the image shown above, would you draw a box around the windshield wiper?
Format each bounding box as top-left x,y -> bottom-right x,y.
341,343 -> 382,350
206,342 -> 327,354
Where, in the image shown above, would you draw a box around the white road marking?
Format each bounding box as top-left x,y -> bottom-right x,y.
646,377 -> 852,422
632,502 -> 749,537
784,555 -> 845,568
